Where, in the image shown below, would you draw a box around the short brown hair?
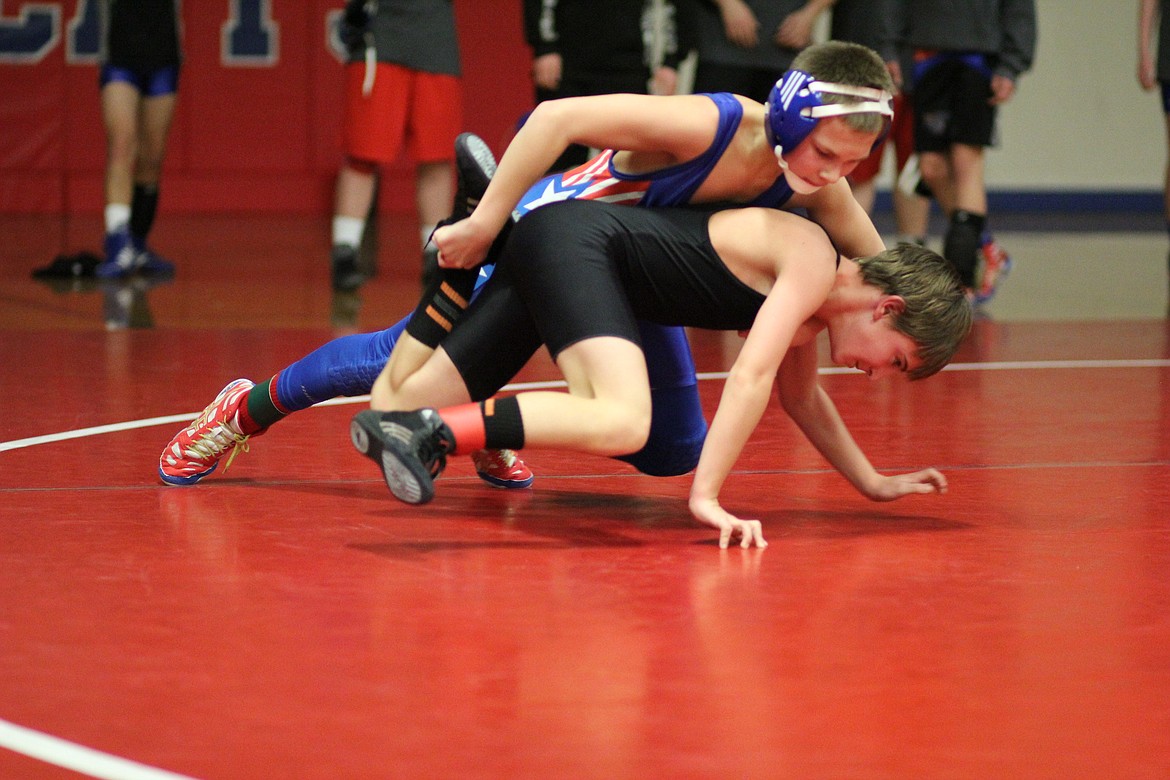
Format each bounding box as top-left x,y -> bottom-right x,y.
790,41 -> 895,137
856,243 -> 973,379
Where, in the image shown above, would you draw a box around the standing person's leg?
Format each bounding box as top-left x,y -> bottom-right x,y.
947,141 -> 1015,305
415,160 -> 452,285
332,61 -> 409,291
913,56 -> 984,290
946,57 -> 1010,304
129,69 -> 178,273
947,143 -> 987,216
890,93 -> 932,246
940,141 -> 987,289
97,72 -> 142,278
332,161 -> 378,291
407,69 -> 461,286
917,151 -> 953,211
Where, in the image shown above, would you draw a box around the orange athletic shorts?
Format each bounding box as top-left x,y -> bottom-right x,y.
342,61 -> 462,164
848,93 -> 915,186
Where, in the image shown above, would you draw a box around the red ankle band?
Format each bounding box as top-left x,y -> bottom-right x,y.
438,403 -> 486,454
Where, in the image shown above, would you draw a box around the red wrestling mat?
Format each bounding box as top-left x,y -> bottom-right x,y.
2,215 -> 1168,778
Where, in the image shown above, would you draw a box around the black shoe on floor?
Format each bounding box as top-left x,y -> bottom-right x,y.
331,244 -> 365,292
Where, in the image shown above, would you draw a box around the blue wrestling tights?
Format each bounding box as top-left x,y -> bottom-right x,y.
273,288 -> 705,477
617,322 -> 707,477
273,268 -> 496,416
274,317 -> 407,412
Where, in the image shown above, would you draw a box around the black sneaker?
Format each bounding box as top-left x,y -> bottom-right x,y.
449,132 -> 497,224
351,408 -> 455,504
331,244 -> 365,292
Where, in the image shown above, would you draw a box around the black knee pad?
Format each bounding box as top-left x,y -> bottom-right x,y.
944,212 -> 983,288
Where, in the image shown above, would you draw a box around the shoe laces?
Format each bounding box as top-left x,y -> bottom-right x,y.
471,448 -> 517,471
184,416 -> 250,471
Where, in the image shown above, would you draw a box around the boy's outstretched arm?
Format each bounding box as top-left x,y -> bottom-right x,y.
434,93 -> 721,269
687,220 -> 834,548
776,341 -> 947,499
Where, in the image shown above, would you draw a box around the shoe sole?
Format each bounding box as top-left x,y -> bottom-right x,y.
455,133 -> 496,205
158,464 -> 216,486
475,471 -> 535,489
351,410 -> 435,505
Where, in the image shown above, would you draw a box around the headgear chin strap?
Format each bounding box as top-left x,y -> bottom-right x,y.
764,69 -> 895,167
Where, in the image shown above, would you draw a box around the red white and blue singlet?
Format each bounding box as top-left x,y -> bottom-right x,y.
513,92 -> 795,218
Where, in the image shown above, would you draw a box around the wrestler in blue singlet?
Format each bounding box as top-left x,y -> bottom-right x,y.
275,93 -> 798,477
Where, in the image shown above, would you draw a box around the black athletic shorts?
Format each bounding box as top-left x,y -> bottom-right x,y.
912,55 -> 998,151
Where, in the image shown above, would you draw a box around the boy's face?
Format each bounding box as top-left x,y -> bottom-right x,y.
782,117 -> 878,194
827,297 -> 922,380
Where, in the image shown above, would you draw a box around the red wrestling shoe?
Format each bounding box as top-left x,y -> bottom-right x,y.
159,379 -> 254,486
471,448 -> 534,489
974,237 -> 1013,305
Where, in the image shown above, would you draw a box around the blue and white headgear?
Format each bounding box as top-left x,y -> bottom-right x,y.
764,69 -> 894,168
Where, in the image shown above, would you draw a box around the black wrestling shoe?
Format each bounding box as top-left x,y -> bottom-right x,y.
449,132 -> 497,224
351,409 -> 455,504
331,244 -> 365,292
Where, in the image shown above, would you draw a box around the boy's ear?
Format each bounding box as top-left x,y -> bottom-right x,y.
874,295 -> 906,320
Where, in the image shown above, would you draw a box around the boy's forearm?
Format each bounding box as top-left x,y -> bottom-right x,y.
689,372 -> 771,503
785,384 -> 881,496
472,105 -> 568,235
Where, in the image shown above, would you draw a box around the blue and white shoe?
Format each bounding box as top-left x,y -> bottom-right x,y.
96,228 -> 138,279
132,236 -> 175,277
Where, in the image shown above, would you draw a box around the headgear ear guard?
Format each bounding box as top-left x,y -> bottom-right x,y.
764,69 -> 895,168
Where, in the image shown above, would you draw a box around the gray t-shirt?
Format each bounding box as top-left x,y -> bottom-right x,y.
353,0 -> 461,77
694,0 -> 804,71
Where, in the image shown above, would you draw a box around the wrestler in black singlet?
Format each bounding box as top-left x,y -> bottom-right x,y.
442,200 -> 776,401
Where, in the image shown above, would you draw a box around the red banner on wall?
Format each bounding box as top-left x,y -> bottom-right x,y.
0,1 -> 532,215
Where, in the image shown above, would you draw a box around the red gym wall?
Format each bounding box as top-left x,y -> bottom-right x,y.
0,1 -> 533,215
